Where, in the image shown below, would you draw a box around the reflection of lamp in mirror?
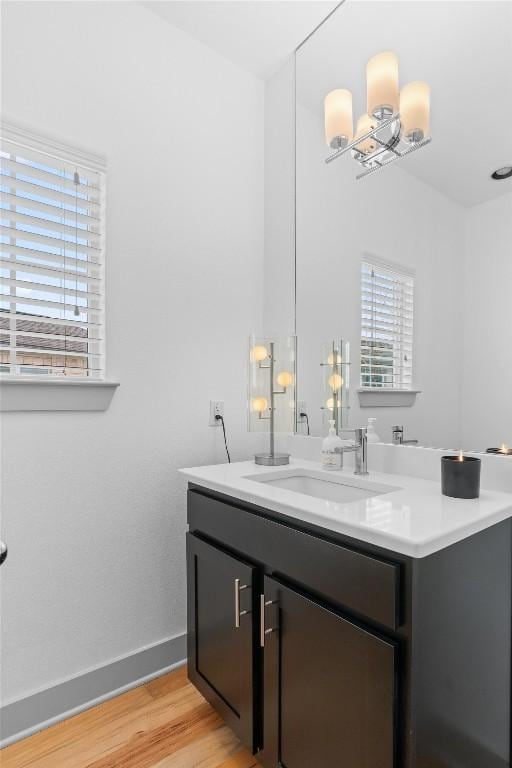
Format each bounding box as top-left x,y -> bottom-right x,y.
400,81 -> 430,143
367,51 -> 399,120
324,89 -> 353,149
251,396 -> 269,414
250,345 -> 269,364
320,339 -> 350,434
328,373 -> 343,390
249,336 -> 296,465
276,371 -> 294,389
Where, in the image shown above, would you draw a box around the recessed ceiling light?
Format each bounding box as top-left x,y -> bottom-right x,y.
491,166 -> 512,180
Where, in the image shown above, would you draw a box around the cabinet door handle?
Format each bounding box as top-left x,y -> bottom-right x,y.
235,578 -> 250,628
260,593 -> 277,647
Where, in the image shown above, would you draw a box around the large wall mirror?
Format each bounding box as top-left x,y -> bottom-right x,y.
295,0 -> 512,451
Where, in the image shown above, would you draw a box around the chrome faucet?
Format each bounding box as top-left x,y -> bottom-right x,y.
339,427 -> 369,475
392,425 -> 418,446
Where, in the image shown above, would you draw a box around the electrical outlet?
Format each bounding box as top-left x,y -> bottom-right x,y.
209,400 -> 224,426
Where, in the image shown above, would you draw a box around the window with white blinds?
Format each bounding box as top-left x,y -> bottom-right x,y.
361,259 -> 414,389
0,126 -> 105,378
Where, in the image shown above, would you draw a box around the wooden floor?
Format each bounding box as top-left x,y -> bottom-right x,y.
1,666 -> 261,768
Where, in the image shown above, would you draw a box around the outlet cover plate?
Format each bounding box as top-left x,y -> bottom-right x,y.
209,400 -> 225,426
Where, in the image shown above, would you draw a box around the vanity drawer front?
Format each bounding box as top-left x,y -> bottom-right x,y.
188,489 -> 400,630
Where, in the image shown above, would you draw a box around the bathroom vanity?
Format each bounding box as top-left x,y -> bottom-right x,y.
181,460 -> 512,768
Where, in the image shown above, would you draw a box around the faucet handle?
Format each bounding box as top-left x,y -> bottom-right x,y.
392,425 -> 404,445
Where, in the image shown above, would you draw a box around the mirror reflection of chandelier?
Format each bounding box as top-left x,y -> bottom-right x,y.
324,52 -> 431,179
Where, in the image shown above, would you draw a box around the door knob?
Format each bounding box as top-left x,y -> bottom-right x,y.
0,540 -> 7,566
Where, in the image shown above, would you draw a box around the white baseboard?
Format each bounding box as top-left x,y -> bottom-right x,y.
0,633 -> 187,748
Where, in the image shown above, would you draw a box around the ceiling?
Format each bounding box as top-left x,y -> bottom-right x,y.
141,0 -> 338,80
296,1 -> 512,208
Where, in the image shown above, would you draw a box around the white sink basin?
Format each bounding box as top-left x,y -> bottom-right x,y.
246,468 -> 399,504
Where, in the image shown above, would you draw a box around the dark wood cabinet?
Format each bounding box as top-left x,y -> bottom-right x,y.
186,486 -> 512,768
259,576 -> 397,768
187,521 -> 398,764
186,533 -> 256,750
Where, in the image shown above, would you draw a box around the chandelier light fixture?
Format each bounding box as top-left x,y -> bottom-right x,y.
324,51 -> 431,179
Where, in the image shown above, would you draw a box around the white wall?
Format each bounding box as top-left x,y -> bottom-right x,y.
295,104 -> 465,446
0,0 -> 264,704
262,59 -> 297,456
263,58 -> 296,338
461,193 -> 512,450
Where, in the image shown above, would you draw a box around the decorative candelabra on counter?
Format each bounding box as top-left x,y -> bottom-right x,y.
320,339 -> 350,434
249,336 -> 296,466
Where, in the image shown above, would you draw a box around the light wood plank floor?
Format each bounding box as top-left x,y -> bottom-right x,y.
1,666 -> 261,768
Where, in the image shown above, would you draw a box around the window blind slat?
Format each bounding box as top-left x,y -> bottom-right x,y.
362,293 -> 413,305
0,329 -> 102,343
2,345 -> 99,360
1,225 -> 101,255
362,271 -> 414,283
1,192 -> 100,225
362,283 -> 414,298
0,171 -> 101,207
361,316 -> 413,331
362,314 -> 414,326
1,140 -> 101,183
1,209 -> 101,242
0,258 -> 101,285
361,364 -> 411,370
1,311 -> 101,330
361,348 -> 413,356
2,277 -> 101,302
0,157 -> 100,193
0,294 -> 102,315
0,244 -> 101,269
1,363 -> 103,374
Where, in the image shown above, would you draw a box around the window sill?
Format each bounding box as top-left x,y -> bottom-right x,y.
357,388 -> 421,408
0,378 -> 119,412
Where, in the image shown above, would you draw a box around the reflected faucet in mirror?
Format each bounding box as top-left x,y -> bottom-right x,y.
392,426 -> 418,446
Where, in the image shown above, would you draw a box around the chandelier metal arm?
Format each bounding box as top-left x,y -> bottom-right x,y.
325,112 -> 400,165
355,136 -> 432,180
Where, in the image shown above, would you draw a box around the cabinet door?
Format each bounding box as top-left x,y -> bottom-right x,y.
259,576 -> 397,768
187,533 -> 256,750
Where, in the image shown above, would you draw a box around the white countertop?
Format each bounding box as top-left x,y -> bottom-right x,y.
180,458 -> 512,558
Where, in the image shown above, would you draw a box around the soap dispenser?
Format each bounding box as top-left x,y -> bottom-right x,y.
321,419 -> 343,470
367,417 -> 380,443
